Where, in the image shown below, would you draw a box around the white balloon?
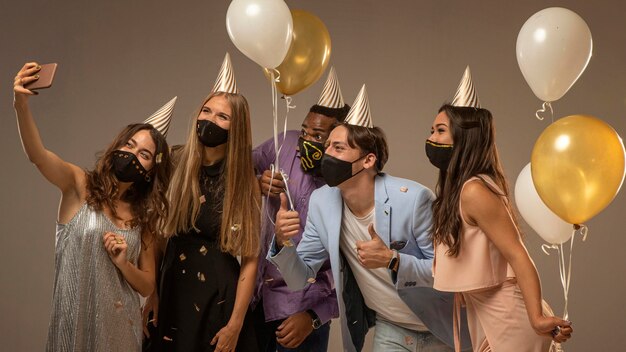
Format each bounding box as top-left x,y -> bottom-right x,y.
515,163 -> 574,244
226,0 -> 293,69
516,7 -> 592,102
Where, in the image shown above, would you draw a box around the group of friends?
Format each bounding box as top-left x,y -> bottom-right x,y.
12,53 -> 573,352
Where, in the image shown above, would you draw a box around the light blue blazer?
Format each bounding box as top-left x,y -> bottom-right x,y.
269,173 -> 471,351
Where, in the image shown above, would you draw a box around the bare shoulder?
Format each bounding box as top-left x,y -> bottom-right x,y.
461,179 -> 504,218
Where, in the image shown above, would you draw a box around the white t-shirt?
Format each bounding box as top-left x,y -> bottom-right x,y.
338,202 -> 428,332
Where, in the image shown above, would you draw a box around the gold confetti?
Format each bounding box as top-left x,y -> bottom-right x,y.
182,269 -> 186,274
199,246 -> 207,256
156,152 -> 163,164
163,336 -> 173,341
400,186 -> 408,193
197,272 -> 205,282
114,301 -> 123,310
282,240 -> 294,247
231,223 -> 241,232
179,253 -> 187,261
264,278 -> 274,282
217,299 -> 226,305
199,195 -> 206,204
307,278 -> 316,284
194,303 -> 200,312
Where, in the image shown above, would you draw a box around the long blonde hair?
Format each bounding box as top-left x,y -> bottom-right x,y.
164,92 -> 260,257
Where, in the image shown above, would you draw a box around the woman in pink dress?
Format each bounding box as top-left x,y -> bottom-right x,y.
427,67 -> 573,352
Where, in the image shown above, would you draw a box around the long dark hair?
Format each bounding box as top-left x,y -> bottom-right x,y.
86,123 -> 171,247
431,104 -> 511,257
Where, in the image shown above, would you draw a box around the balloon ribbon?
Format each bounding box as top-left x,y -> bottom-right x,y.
541,224 -> 588,352
535,101 -> 554,122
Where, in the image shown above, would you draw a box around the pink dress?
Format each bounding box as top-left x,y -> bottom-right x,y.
433,175 -> 552,352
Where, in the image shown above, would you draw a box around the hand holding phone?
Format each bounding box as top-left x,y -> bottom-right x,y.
24,63 -> 57,90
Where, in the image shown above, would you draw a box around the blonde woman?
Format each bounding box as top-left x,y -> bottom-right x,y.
152,54 -> 260,352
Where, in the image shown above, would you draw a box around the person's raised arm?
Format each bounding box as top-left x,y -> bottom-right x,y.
13,62 -> 83,195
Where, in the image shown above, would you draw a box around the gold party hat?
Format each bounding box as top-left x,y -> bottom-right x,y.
344,85 -> 373,128
317,67 -> 345,109
144,96 -> 177,137
451,66 -> 481,108
212,53 -> 239,94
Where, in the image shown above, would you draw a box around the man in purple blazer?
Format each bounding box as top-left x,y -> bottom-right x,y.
252,68 -> 350,351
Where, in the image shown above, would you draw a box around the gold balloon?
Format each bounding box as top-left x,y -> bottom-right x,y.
531,115 -> 626,224
263,10 -> 331,96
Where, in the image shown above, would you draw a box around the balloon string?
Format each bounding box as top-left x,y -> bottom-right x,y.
266,69 -> 294,248
535,101 -> 554,121
274,95 -> 293,168
270,69 -> 281,173
543,224 -> 588,352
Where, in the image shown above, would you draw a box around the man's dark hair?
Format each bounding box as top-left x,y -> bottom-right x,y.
342,124 -> 389,171
309,104 -> 350,122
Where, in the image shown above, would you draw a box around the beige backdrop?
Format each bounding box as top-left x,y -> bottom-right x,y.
1,1 -> 624,351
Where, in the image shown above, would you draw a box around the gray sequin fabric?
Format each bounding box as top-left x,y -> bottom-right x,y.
47,203 -> 142,352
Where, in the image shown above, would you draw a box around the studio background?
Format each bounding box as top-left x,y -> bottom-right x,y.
1,1 -> 624,350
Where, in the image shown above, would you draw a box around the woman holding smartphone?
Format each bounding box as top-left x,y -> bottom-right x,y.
14,62 -> 173,352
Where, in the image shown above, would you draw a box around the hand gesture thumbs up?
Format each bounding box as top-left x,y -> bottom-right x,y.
275,193 -> 300,247
356,223 -> 393,269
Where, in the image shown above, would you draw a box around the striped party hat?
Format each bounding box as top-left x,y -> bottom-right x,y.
212,53 -> 239,94
344,85 -> 373,128
451,66 -> 481,108
317,67 -> 345,109
144,96 -> 177,137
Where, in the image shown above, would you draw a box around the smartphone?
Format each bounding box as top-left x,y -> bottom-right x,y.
24,63 -> 58,90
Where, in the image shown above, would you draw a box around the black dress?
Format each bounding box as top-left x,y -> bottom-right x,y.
155,161 -> 257,352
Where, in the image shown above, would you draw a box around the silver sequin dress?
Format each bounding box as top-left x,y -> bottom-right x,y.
47,203 -> 142,352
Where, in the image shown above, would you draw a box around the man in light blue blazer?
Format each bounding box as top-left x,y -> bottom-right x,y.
268,85 -> 470,352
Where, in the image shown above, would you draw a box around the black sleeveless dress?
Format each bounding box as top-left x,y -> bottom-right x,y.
155,161 -> 257,351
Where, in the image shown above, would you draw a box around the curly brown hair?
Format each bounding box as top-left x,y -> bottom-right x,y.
85,123 -> 171,247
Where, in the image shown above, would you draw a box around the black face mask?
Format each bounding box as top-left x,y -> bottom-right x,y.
197,120 -> 229,147
112,150 -> 151,183
425,139 -> 454,170
321,154 -> 366,187
298,137 -> 325,175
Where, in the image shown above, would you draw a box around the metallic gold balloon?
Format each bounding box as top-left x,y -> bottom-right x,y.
531,115 -> 625,224
264,10 -> 331,96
